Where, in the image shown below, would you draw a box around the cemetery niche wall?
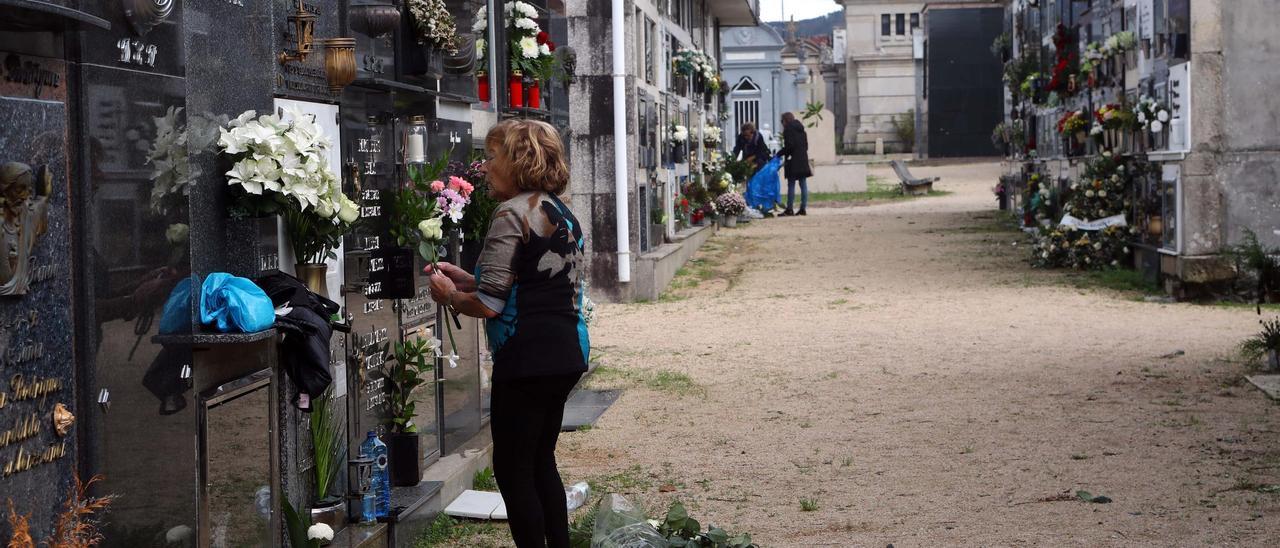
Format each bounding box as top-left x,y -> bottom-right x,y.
0,0 -> 491,545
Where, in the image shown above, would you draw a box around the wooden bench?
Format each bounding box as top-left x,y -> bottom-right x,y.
890,160 -> 939,196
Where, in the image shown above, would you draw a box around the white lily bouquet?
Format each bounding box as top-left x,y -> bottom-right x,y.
218,108 -> 359,265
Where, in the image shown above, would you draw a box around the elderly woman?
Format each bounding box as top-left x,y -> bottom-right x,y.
427,119 -> 588,548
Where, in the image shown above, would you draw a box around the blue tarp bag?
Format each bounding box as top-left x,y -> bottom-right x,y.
745,156 -> 782,211
200,273 -> 275,333
158,277 -> 194,335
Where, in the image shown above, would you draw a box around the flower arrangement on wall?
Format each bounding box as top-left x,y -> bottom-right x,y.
703,126 -> 722,146
505,1 -> 553,76
1031,153 -> 1149,270
668,124 -> 689,143
502,1 -> 555,107
218,108 -> 358,265
1136,96 -> 1170,134
1056,110 -> 1088,139
407,0 -> 462,54
474,4 -> 489,72
1045,24 -> 1078,97
674,48 -> 720,96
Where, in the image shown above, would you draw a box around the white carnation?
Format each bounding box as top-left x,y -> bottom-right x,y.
515,17 -> 538,30
539,43 -> 551,56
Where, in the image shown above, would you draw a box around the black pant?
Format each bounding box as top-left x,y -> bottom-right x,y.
491,372 -> 581,548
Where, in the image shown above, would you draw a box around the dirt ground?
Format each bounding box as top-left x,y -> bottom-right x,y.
552,161 -> 1280,546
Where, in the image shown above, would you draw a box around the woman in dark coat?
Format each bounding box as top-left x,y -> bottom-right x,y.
732,122 -> 771,174
779,112 -> 813,216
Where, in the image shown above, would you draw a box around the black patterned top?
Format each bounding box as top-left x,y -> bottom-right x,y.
475,191 -> 589,382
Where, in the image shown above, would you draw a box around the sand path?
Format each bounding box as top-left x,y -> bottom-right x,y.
559,161 -> 1280,547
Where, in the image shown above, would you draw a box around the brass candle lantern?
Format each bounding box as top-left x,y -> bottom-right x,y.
279,0 -> 318,65
322,37 -> 357,93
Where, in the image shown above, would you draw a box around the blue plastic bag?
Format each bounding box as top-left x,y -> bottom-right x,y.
199,273 -> 275,333
745,156 -> 782,211
158,277 -> 194,335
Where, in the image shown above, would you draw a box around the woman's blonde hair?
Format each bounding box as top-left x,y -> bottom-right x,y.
485,119 -> 570,195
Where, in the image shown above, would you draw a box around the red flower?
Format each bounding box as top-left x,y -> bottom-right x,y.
536,31 -> 549,45
681,198 -> 689,207
546,40 -> 556,52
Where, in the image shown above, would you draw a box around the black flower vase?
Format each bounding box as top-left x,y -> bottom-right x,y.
387,431 -> 421,487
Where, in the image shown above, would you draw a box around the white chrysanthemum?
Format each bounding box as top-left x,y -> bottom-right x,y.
519,36 -> 539,59
307,523 -> 334,541
515,1 -> 537,18
476,38 -> 486,58
1150,120 -> 1164,133
1157,110 -> 1169,123
473,6 -> 488,32
515,17 -> 538,30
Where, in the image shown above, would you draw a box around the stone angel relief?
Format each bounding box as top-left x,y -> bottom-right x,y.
0,161 -> 51,296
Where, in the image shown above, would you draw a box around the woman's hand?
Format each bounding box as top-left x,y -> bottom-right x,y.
424,261 -> 477,291
428,272 -> 457,306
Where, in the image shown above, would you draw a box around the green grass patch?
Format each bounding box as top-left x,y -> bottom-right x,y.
413,514 -> 501,547
586,464 -> 654,495
809,180 -> 951,204
1212,301 -> 1280,312
472,467 -> 497,491
799,498 -> 820,512
648,370 -> 700,395
1060,268 -> 1161,295
587,365 -> 703,396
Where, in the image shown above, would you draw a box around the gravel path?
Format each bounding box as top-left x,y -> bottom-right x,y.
557,161 -> 1280,547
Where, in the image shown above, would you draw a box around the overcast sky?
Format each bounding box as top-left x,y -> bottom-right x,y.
760,0 -> 841,22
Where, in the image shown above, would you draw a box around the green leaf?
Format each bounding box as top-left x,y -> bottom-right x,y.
666,501 -> 688,526
282,499 -> 314,548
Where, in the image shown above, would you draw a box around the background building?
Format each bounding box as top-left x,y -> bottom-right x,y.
914,2 -> 1004,157
836,0 -> 925,153
567,0 -> 760,302
721,23 -> 796,145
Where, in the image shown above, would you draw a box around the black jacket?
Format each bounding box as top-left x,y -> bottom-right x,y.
254,271 -> 340,407
780,119 -> 813,179
733,132 -> 770,171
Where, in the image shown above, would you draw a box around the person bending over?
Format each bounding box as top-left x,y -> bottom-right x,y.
732,122 -> 770,174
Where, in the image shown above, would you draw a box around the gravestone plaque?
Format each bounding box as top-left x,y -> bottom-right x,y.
340,91 -> 400,454
0,57 -> 76,541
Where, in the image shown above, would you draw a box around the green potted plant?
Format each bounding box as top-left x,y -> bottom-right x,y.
1228,229 -> 1280,309
1240,317 -> 1280,372
308,389 -> 347,529
381,336 -> 442,486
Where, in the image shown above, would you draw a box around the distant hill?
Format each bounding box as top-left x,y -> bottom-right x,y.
766,11 -> 842,40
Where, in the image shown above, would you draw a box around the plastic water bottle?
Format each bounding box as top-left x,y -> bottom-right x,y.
360,432 -> 391,520
565,481 -> 590,511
